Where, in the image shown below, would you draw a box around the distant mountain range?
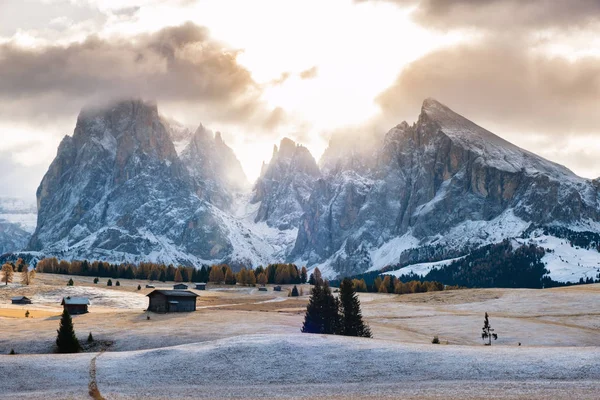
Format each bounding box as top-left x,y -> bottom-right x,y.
4,98 -> 600,281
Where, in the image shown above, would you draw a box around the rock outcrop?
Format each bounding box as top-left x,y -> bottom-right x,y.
251,138 -> 320,229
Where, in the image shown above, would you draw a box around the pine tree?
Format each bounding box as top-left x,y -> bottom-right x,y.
300,266 -> 308,284
116,281 -> 120,286
338,278 -> 372,337
1,263 -> 13,285
93,277 -> 99,284
107,279 -> 112,286
159,269 -> 166,282
67,278 -> 74,286
291,285 -> 299,297
481,312 -> 498,345
56,309 -> 81,353
87,332 -> 94,343
302,282 -> 324,333
137,284 -> 141,290
301,281 -> 339,334
308,273 -> 315,285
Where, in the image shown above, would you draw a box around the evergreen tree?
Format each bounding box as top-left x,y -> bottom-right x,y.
291,285 -> 299,297
56,309 -> 81,353
338,278 -> 372,337
300,266 -> 308,284
107,279 -> 112,286
308,273 -> 315,285
159,269 -> 166,282
67,278 -> 74,286
481,312 -> 498,346
301,282 -> 339,334
137,284 -> 141,290
93,277 -> 99,284
116,281 -> 120,286
87,332 -> 94,343
1,263 -> 14,285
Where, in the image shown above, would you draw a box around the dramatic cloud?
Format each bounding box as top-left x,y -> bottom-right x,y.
377,39 -> 600,134
358,0 -> 600,30
0,22 -> 280,128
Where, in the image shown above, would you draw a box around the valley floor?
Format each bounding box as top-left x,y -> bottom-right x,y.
1,274 -> 599,399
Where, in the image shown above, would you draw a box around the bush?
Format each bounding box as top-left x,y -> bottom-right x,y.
25,310 -> 30,318
107,279 -> 112,286
67,278 -> 74,286
432,335 -> 440,344
137,284 -> 141,290
9,349 -> 15,355
93,277 -> 99,284
116,281 -> 120,286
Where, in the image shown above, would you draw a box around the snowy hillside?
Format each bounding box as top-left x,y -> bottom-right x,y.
21,98 -> 600,284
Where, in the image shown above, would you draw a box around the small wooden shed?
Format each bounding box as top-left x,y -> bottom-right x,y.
11,296 -> 32,305
194,283 -> 206,290
146,284 -> 155,288
273,286 -> 282,292
147,290 -> 198,313
173,283 -> 189,290
61,296 -> 90,315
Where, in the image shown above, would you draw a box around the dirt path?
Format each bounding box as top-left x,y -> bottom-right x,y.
89,352 -> 106,400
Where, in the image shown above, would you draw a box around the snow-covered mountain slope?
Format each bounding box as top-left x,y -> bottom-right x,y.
24,98 -> 600,283
292,99 -> 600,277
28,100 -> 258,266
181,124 -> 249,211
251,138 -> 320,230
0,197 -> 37,253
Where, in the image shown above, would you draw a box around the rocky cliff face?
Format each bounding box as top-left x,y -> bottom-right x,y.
291,99 -> 600,276
180,125 -> 248,211
28,100 -> 238,264
27,98 -> 600,278
251,138 -> 320,230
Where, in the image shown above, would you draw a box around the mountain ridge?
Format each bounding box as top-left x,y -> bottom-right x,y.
8,97 -> 599,283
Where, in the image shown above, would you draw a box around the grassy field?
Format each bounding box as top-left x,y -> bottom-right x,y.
1,273 -> 599,399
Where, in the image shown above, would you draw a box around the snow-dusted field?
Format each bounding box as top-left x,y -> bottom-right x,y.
2,334 -> 600,399
1,274 -> 600,398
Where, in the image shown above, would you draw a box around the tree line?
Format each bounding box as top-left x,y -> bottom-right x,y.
35,258 -> 309,285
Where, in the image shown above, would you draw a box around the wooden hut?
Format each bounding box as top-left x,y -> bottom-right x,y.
11,296 -> 32,305
146,290 -> 198,313
173,283 -> 189,290
273,286 -> 282,292
61,296 -> 90,315
194,283 -> 206,290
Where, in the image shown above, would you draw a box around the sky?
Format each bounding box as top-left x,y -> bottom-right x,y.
1,0 -> 599,201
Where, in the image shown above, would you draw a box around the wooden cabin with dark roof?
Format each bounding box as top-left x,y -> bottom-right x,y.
61,296 -> 90,314
11,296 -> 32,305
146,290 -> 198,313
